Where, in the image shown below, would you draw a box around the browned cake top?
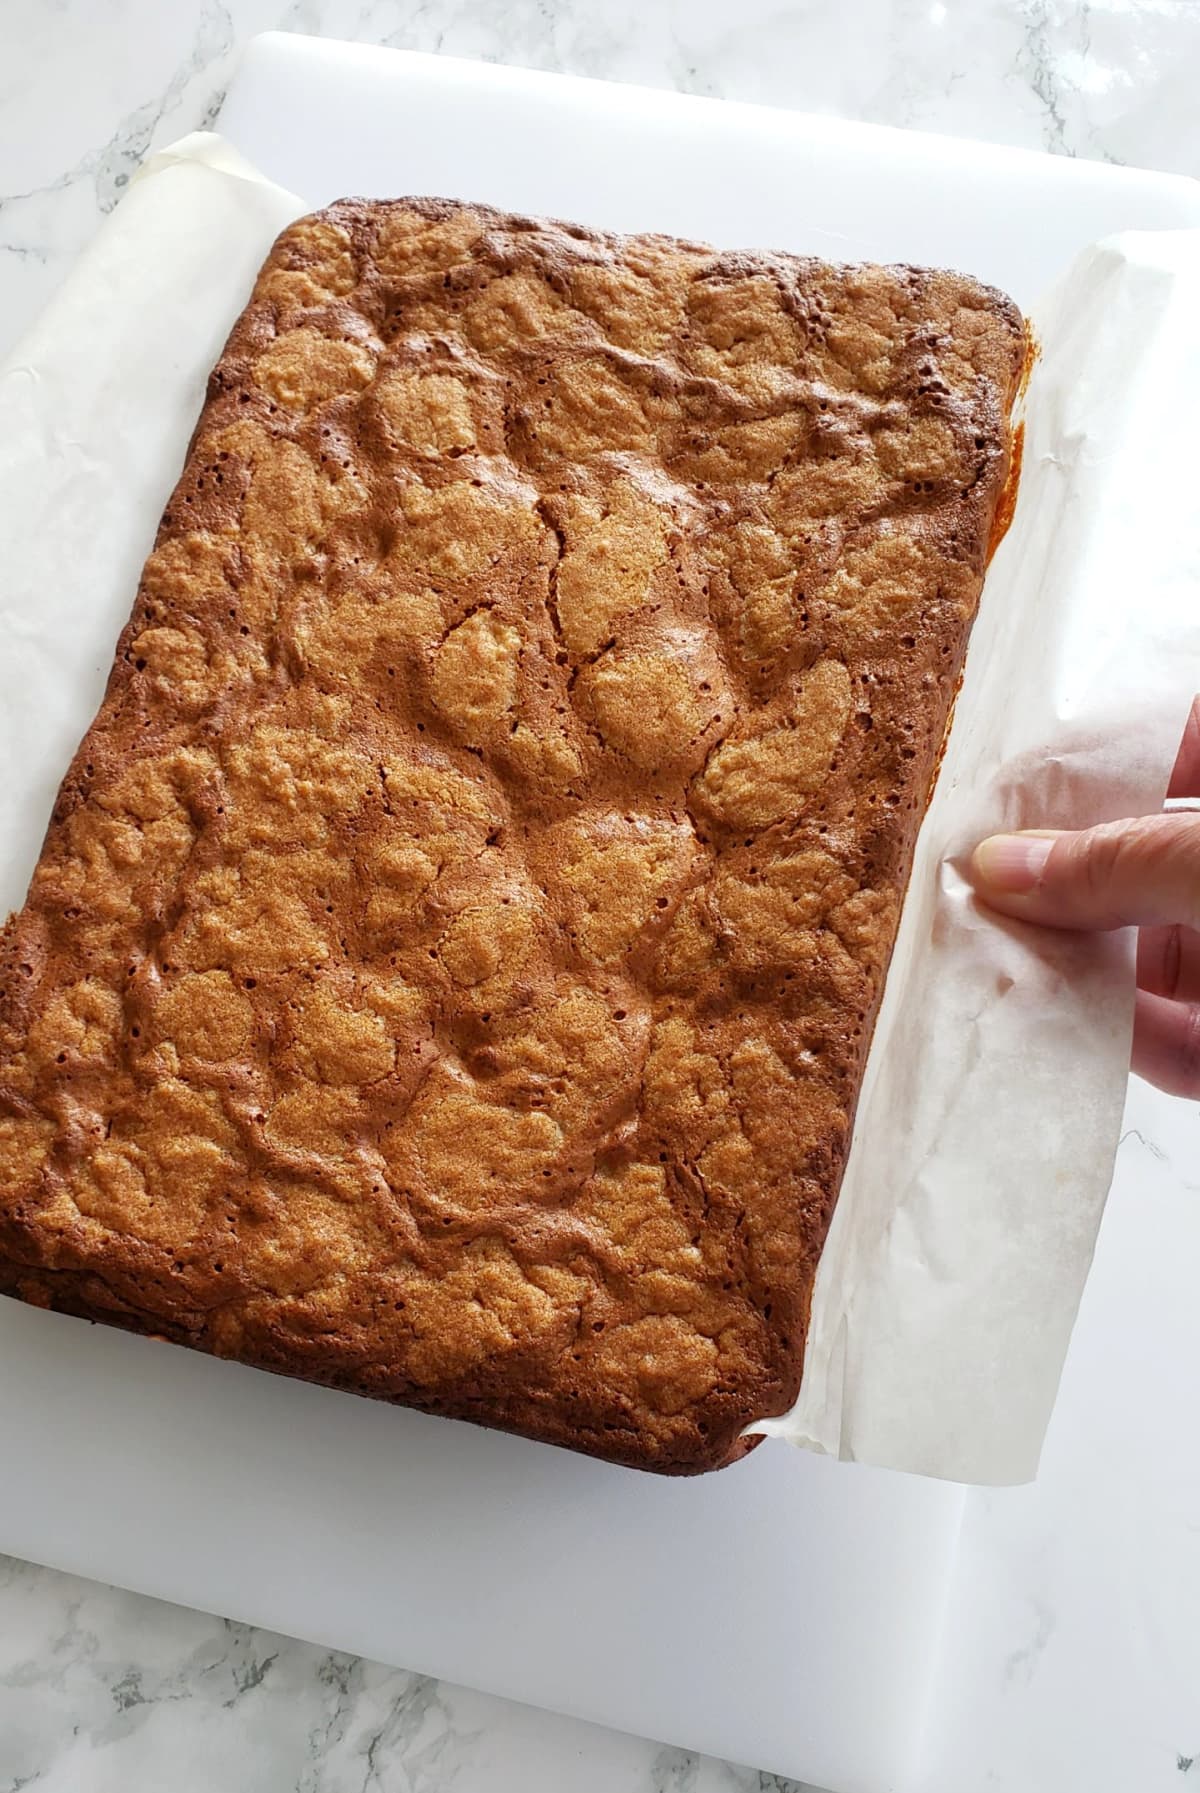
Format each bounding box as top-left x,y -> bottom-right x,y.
0,199 -> 1025,1473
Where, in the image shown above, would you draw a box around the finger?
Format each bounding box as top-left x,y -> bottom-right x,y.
1132,989 -> 1200,1098
971,814 -> 1200,932
1168,695 -> 1200,800
1137,923 -> 1200,1002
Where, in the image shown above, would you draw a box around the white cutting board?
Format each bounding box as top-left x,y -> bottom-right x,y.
2,34 -> 1198,1793
222,33 -> 1200,306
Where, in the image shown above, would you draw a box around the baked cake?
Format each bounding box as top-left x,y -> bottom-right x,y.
0,200 -> 1026,1472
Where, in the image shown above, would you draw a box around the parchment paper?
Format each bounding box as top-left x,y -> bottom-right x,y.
765,225 -> 1200,1482
3,134 -> 1198,1484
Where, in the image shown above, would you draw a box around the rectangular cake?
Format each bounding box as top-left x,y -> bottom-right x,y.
0,199 -> 1025,1473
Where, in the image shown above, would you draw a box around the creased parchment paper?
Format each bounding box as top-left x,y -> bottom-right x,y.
0,136 -> 303,899
764,224 -> 1200,1482
3,134 -> 1198,1485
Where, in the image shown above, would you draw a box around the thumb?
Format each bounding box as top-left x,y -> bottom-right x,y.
970,814 -> 1200,932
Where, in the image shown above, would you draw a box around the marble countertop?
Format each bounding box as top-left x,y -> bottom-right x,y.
2,4 -> 1199,1791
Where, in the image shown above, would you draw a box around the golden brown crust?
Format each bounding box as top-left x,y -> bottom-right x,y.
0,198 -> 1025,1473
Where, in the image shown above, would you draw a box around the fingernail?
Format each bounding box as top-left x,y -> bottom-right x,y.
972,832 -> 1057,893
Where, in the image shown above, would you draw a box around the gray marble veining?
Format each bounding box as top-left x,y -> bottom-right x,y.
0,1549 -> 807,1792
3,0 -> 1199,359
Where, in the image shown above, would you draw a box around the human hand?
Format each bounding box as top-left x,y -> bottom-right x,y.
971,699 -> 1200,1097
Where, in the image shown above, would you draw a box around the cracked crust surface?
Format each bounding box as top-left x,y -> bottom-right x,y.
0,199 -> 1026,1473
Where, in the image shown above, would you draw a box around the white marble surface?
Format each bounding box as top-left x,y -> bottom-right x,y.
915,1075 -> 1200,1793
1,4 -> 1199,1792
1,1551 -> 808,1793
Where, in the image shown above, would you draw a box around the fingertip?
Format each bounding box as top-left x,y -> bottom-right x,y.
970,831 -> 1059,898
